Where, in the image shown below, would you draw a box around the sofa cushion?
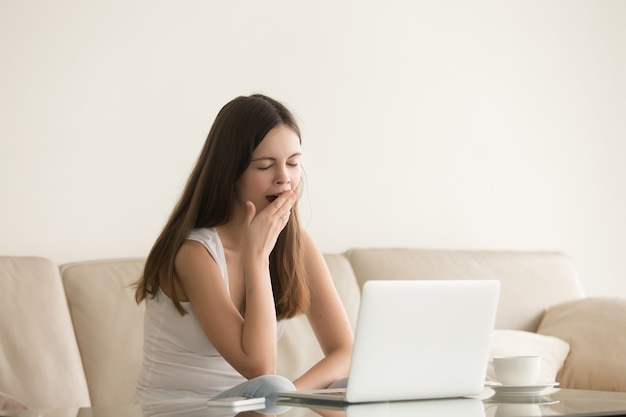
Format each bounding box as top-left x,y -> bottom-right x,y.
344,248 -> 584,331
537,297 -> 626,392
0,257 -> 90,409
486,330 -> 570,384
60,258 -> 145,406
0,390 -> 27,411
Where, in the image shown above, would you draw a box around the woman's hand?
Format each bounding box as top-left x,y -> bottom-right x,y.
243,189 -> 298,260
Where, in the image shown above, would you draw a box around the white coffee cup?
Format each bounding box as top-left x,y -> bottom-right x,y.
492,355 -> 541,386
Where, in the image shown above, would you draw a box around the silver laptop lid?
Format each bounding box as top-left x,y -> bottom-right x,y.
345,280 -> 500,402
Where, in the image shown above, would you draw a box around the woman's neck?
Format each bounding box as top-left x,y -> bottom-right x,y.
215,204 -> 247,251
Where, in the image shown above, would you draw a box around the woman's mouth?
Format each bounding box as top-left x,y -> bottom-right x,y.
266,194 -> 279,203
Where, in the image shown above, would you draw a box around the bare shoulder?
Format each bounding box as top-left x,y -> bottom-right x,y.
175,240 -> 221,285
176,239 -> 214,263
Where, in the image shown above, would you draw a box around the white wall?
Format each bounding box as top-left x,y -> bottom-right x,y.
1,1 -> 624,296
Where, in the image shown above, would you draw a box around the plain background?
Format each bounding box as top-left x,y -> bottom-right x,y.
1,1 -> 624,296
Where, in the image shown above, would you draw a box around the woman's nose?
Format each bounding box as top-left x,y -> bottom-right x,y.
275,175 -> 290,185
275,169 -> 291,185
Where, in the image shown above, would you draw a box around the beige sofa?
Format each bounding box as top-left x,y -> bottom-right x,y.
2,248 -> 626,410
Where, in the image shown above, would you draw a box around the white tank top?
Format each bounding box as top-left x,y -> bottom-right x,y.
135,227 -> 284,403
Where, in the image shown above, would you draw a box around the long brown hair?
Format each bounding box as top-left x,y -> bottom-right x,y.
135,94 -> 310,319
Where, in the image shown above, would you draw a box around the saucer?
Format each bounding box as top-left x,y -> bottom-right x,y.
485,381 -> 559,396
485,394 -> 559,405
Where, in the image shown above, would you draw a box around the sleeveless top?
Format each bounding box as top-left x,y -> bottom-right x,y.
135,227 -> 284,403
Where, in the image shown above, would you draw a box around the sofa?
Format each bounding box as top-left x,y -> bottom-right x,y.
2,248 -> 626,411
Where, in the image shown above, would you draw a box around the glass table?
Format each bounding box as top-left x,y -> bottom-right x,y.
2,388 -> 626,417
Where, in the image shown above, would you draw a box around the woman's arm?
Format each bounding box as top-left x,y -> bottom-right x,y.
293,231 -> 354,389
175,240 -> 277,378
176,191 -> 298,379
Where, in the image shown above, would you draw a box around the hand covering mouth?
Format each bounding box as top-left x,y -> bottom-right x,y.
266,189 -> 293,203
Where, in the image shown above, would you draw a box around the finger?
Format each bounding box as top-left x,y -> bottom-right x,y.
274,189 -> 298,213
280,209 -> 292,222
245,201 -> 256,225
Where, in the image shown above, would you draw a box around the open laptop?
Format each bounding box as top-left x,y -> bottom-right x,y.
280,397 -> 485,417
277,279 -> 500,403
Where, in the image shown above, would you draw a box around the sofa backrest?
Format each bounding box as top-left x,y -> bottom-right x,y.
0,257 -> 90,409
0,248 -> 587,409
345,248 -> 585,331
60,258 -> 145,407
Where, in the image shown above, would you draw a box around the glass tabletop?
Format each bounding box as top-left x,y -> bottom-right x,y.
3,388 -> 626,417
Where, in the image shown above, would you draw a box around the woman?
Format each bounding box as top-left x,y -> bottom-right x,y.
134,94 -> 353,404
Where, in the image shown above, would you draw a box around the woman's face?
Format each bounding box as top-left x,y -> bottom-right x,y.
236,124 -> 302,212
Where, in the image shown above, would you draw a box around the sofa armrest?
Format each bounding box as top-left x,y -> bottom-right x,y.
0,257 -> 90,409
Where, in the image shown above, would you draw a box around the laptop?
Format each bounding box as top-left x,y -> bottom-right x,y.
277,279 -> 500,403
280,397 -> 485,417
